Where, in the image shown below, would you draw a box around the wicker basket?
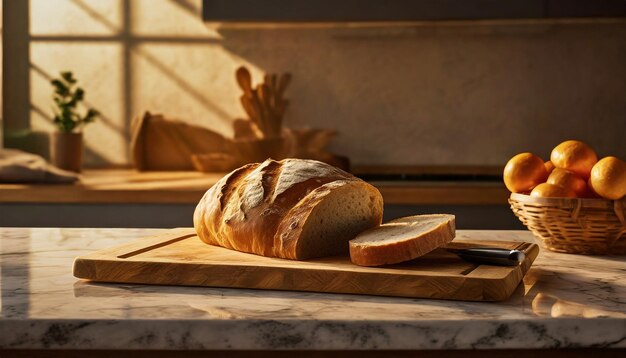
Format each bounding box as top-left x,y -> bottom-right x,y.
509,193 -> 626,255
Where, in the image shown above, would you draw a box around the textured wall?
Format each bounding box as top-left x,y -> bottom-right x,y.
20,0 -> 626,166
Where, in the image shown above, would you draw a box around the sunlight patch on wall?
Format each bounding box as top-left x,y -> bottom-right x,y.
30,0 -> 122,36
27,0 -> 241,166
132,43 -> 247,137
30,42 -> 126,165
132,0 -> 222,39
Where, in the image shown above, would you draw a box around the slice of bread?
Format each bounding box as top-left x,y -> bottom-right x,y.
349,214 -> 456,266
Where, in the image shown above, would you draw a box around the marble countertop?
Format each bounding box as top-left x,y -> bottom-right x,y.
0,228 -> 624,350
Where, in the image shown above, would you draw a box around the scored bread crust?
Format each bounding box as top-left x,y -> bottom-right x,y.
193,158 -> 383,260
349,214 -> 456,266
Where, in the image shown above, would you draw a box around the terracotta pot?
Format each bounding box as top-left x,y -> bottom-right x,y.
51,132 -> 83,172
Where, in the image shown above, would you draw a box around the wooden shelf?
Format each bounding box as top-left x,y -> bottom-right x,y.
371,181 -> 509,205
352,164 -> 503,176
0,169 -> 509,205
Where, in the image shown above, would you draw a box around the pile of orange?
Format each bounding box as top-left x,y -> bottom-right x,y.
504,140 -> 626,200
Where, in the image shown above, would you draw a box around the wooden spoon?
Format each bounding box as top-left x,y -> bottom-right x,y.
252,84 -> 271,136
277,73 -> 291,99
236,66 -> 253,97
258,84 -> 273,110
240,95 -> 258,125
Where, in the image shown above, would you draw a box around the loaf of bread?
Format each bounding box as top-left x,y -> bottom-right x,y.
349,214 -> 455,266
194,158 -> 384,260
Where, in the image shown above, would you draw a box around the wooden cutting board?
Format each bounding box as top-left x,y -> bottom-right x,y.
73,228 -> 539,301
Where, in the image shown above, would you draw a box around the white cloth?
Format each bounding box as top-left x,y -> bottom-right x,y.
0,148 -> 79,183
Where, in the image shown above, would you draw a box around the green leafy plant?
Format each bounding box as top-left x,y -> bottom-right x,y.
51,71 -> 99,133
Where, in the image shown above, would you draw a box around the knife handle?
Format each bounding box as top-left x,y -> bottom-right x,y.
451,248 -> 525,266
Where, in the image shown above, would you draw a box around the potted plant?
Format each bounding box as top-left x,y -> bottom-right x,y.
50,71 -> 99,172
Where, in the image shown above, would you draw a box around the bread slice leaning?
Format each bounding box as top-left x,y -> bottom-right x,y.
349,214 -> 456,266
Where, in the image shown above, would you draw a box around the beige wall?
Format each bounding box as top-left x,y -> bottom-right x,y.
7,0 -> 626,166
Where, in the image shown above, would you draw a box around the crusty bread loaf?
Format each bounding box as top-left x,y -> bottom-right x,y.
349,214 -> 455,266
194,158 -> 384,260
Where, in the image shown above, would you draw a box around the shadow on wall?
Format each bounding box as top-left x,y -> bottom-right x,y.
216,22 -> 626,165
30,63 -> 124,133
30,63 -> 117,164
15,0 -> 626,167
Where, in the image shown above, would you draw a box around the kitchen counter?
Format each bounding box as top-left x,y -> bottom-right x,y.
1,169 -> 521,229
0,169 -> 509,205
0,228 -> 624,355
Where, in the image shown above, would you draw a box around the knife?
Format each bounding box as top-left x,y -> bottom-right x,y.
447,247 -> 526,266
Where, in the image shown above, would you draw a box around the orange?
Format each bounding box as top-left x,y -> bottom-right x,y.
544,161 -> 555,174
530,183 -> 577,198
547,168 -> 587,197
550,140 -> 598,179
503,153 -> 548,193
584,178 -> 601,198
580,178 -> 600,199
589,156 -> 626,200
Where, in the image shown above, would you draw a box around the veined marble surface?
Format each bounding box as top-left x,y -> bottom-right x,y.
0,228 -> 624,350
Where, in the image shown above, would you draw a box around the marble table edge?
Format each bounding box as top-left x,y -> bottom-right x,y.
1,317 -> 624,350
